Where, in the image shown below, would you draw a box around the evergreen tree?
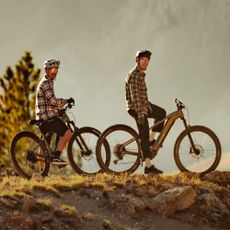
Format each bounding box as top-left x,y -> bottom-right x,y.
0,51 -> 41,163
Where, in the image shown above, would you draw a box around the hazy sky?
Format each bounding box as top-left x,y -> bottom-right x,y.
0,0 -> 229,172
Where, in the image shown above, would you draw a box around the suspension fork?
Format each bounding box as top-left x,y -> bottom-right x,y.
67,122 -> 88,152
72,128 -> 90,152
182,118 -> 198,154
68,120 -> 92,152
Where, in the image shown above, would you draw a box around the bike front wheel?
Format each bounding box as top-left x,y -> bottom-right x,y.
67,127 -> 110,175
10,131 -> 50,179
96,124 -> 141,174
174,125 -> 222,176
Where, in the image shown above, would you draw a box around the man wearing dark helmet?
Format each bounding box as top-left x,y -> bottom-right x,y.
125,50 -> 166,174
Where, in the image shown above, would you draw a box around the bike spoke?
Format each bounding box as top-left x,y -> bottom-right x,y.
68,129 -> 106,174
98,127 -> 140,173
11,135 -> 46,178
176,128 -> 219,174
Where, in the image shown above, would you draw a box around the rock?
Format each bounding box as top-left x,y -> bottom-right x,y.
142,198 -> 155,211
203,171 -> 230,185
54,205 -> 81,219
199,191 -> 230,218
152,186 -> 197,217
82,212 -> 97,221
143,186 -> 158,197
113,194 -> 146,216
127,196 -> 146,212
102,218 -> 112,230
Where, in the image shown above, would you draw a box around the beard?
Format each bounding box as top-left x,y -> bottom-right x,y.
48,73 -> 57,80
139,65 -> 147,71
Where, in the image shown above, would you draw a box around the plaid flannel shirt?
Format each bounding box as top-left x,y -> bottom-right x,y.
35,76 -> 67,120
125,66 -> 150,119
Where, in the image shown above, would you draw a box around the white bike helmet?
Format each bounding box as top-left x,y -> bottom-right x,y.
44,59 -> 60,69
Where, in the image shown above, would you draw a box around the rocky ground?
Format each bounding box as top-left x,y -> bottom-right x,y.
0,164 -> 230,230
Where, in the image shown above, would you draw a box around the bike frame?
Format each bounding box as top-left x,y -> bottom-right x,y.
122,108 -> 197,158
151,110 -> 185,152
35,113 -> 92,162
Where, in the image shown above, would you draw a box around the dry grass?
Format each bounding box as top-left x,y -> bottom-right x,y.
34,198 -> 53,211
0,172 -> 224,199
54,204 -> 79,218
32,184 -> 62,198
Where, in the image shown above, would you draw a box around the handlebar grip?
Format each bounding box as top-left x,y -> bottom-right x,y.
174,98 -> 185,110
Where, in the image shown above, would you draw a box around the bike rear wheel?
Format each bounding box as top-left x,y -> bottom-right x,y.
67,127 -> 110,175
10,131 -> 50,179
96,124 -> 141,174
174,125 -> 221,176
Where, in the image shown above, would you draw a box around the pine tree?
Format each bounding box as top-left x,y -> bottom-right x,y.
0,51 -> 41,163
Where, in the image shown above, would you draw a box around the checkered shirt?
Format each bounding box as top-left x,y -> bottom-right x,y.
35,76 -> 67,120
125,66 -> 150,119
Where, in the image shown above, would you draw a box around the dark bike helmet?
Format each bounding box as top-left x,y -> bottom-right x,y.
136,49 -> 152,60
44,59 -> 60,69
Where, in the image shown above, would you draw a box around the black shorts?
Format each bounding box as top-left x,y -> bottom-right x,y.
40,116 -> 68,137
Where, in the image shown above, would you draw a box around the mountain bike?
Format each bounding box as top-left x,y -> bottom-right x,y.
10,103 -> 109,179
96,99 -> 222,176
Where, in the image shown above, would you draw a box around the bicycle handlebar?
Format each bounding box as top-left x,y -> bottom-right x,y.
174,98 -> 185,110
58,102 -> 75,116
67,101 -> 75,109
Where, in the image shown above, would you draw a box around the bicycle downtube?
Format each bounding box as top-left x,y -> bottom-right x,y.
153,110 -> 183,151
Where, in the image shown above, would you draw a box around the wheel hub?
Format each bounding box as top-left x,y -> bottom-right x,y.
26,151 -> 37,164
113,144 -> 125,160
81,150 -> 93,160
190,144 -> 204,158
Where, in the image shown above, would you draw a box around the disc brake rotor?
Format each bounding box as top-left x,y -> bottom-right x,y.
81,149 -> 93,160
189,144 -> 204,159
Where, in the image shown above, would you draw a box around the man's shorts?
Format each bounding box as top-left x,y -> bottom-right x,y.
40,116 -> 68,137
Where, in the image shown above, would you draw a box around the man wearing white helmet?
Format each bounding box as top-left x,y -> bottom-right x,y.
126,49 -> 166,174
35,59 -> 74,165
